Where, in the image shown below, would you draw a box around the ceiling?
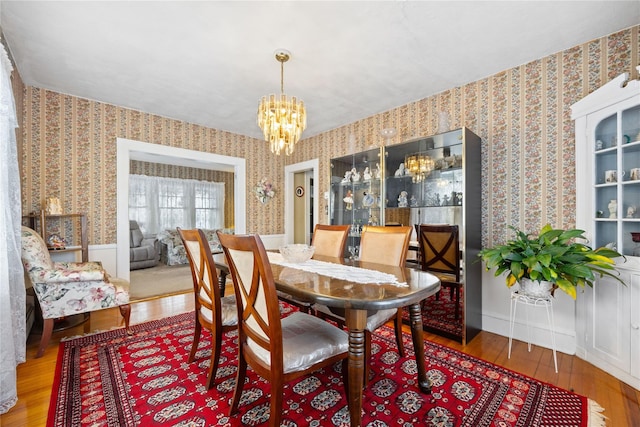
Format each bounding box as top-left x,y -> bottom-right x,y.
1,1 -> 639,141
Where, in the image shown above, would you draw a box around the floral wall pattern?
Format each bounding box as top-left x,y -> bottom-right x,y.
287,26 -> 639,246
20,90 -> 284,244
18,26 -> 639,247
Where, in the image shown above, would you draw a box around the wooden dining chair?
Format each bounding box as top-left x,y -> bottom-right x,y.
178,228 -> 238,389
276,224 -> 350,313
217,232 -> 348,427
417,224 -> 462,319
314,225 -> 411,385
311,224 -> 350,258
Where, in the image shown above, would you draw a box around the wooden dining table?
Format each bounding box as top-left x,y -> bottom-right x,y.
212,252 -> 441,427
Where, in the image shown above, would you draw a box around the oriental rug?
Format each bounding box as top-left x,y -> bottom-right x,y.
402,287 -> 463,339
48,306 -> 605,427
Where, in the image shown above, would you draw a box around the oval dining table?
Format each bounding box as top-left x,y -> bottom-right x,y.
213,252 -> 441,427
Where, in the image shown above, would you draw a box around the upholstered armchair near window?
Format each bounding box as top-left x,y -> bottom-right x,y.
20,226 -> 131,357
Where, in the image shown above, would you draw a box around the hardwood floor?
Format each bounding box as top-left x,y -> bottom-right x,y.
2,293 -> 639,426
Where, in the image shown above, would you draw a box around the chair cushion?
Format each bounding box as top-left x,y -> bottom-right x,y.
199,294 -> 238,327
130,245 -> 155,262
248,311 -> 348,374
130,228 -> 144,248
35,261 -> 107,283
313,304 -> 397,332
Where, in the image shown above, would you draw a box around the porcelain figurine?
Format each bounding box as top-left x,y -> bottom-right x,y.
344,190 -> 354,210
608,199 -> 617,218
363,167 -> 372,180
398,191 -> 408,207
627,205 -> 636,218
351,168 -> 361,182
342,170 -> 352,183
395,163 -> 405,177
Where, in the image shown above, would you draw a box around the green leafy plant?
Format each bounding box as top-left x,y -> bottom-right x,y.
478,224 -> 625,299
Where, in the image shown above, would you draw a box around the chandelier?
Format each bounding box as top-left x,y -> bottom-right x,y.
257,50 -> 307,156
405,153 -> 434,183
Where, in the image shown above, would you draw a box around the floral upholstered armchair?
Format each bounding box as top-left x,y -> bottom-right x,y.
20,226 -> 131,357
157,228 -> 224,265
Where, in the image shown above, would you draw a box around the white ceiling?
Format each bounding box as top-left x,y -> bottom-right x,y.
1,1 -> 639,141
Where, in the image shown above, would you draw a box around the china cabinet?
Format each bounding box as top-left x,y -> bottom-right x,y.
329,147 -> 384,258
572,67 -> 640,390
23,210 -> 88,262
329,128 -> 482,343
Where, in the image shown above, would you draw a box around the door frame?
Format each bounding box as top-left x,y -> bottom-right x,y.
116,138 -> 246,280
284,159 -> 319,245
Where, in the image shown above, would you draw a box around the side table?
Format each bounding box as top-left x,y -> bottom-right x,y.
508,291 -> 558,373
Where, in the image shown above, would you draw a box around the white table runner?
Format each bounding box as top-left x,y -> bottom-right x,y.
268,252 -> 407,287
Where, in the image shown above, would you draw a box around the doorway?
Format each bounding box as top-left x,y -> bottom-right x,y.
293,171 -> 314,244
284,159 -> 319,245
116,138 -> 247,281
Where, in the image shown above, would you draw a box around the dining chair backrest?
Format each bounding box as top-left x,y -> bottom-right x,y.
178,228 -> 222,328
418,224 -> 461,281
311,224 -> 350,258
216,232 -> 283,369
218,232 -> 349,425
360,225 -> 412,266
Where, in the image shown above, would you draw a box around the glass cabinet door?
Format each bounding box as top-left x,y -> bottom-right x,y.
593,104 -> 640,257
329,147 -> 383,257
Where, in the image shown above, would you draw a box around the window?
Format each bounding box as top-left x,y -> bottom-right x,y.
129,174 -> 224,235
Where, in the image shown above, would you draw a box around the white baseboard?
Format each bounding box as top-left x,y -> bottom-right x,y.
89,244 -> 118,277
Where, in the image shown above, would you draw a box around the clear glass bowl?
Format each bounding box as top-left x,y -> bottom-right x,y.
279,244 -> 315,263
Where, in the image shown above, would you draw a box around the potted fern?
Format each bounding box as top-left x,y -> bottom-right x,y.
478,224 -> 624,299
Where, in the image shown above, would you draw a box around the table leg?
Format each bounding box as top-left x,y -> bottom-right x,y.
408,303 -> 431,393
345,309 -> 367,427
218,270 -> 227,297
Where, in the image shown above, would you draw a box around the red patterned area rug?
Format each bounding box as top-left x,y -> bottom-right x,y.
48,308 -> 605,427
402,288 -> 464,339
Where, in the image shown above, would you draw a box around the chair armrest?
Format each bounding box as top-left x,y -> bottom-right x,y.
32,261 -> 107,283
141,237 -> 156,248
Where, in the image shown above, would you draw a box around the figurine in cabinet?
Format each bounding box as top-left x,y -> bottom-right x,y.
342,170 -> 352,183
343,190 -> 354,210
374,163 -> 381,179
398,191 -> 408,207
351,168 -> 361,182
363,167 -> 372,180
395,163 -> 405,177
627,205 -> 636,218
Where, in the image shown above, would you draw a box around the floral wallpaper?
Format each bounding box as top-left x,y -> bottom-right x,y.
18,25 -> 639,247
287,25 -> 639,246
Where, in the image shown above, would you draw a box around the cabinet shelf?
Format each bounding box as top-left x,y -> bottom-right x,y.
22,211 -> 88,262
572,68 -> 640,390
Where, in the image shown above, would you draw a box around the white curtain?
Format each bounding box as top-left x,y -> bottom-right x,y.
129,174 -> 224,235
0,43 -> 26,414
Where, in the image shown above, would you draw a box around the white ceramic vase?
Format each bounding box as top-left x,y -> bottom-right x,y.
519,278 -> 554,298
608,199 -> 617,218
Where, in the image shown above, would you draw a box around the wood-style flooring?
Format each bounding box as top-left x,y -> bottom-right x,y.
2,293 -> 639,427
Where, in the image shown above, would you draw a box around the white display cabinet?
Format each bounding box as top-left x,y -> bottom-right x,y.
572,67 -> 640,390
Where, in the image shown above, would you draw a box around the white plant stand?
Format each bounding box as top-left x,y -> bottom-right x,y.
508,291 -> 558,373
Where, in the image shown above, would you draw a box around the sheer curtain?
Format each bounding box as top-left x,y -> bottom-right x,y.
0,43 -> 25,414
129,174 -> 224,235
